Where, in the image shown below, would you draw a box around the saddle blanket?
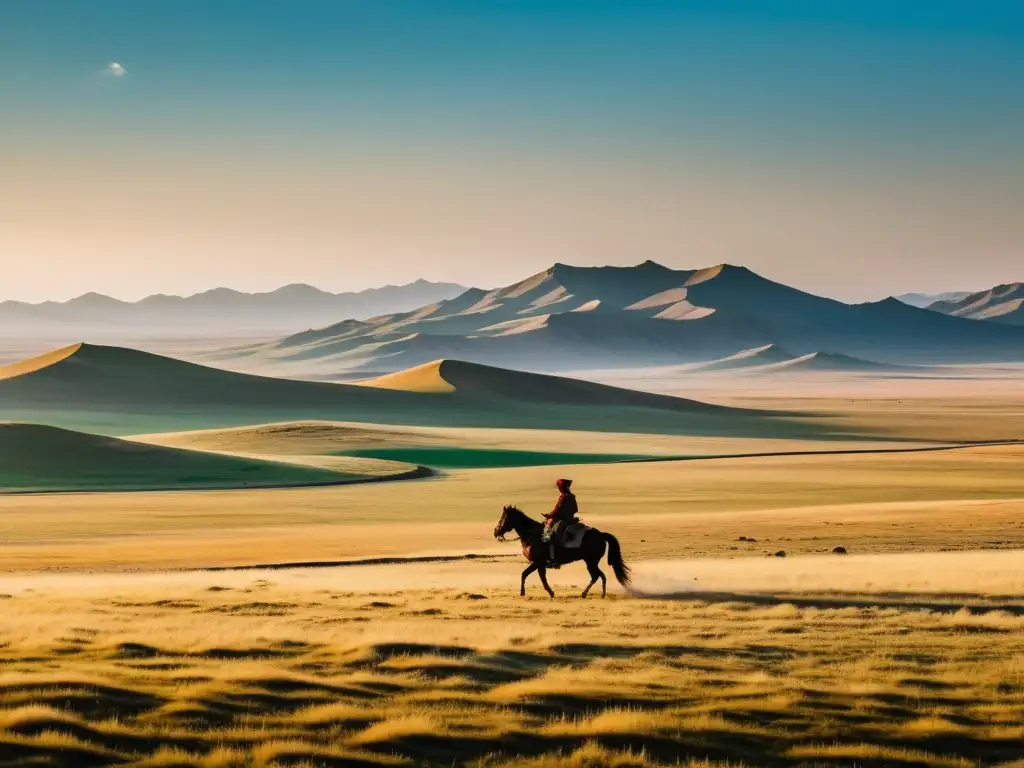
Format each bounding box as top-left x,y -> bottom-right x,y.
560,521 -> 592,549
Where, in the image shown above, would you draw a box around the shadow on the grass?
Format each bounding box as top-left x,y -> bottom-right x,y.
629,588 -> 1024,615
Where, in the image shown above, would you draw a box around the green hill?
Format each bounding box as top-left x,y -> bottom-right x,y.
0,423 -> 375,493
0,343 -> 837,440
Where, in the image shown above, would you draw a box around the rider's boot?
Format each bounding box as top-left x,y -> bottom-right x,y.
547,541 -> 560,569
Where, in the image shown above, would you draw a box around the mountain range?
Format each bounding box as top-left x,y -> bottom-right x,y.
925,283 -> 1024,325
207,261 -> 1024,377
0,280 -> 467,339
895,291 -> 971,308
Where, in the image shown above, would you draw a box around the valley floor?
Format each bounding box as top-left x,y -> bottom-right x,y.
2,385 -> 1023,767
2,443 -> 1023,572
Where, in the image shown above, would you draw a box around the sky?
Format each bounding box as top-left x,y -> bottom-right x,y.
2,1 -> 1023,303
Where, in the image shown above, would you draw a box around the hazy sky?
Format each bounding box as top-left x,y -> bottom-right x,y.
3,1 -> 1023,302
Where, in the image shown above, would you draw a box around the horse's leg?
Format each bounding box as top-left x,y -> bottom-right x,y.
596,536 -> 609,597
520,563 -> 538,597
537,566 -> 555,598
581,558 -> 603,599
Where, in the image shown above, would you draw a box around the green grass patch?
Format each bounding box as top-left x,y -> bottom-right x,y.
342,446 -> 650,469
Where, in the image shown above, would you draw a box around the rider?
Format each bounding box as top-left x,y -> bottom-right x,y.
542,478 -> 578,566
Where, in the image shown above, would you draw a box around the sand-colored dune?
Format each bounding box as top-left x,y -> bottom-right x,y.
359,360 -> 457,393
0,422 -> 377,493
363,358 -> 729,412
0,342 -> 82,380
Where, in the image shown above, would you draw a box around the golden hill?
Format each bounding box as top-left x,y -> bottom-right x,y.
0,343 -> 841,440
362,358 -> 731,411
361,361 -> 456,393
0,342 -> 82,380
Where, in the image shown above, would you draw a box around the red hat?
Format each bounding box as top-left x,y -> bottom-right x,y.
556,478 -> 572,492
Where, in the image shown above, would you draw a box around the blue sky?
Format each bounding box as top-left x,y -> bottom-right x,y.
2,1 -> 1023,301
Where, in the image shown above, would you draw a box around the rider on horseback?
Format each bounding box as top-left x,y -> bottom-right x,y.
541,478 -> 578,567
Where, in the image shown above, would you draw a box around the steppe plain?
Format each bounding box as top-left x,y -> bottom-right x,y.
1,335 -> 1024,768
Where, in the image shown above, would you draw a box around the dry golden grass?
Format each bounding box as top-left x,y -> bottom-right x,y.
134,419 -> 882,461
607,373 -> 1024,443
132,422 -> 449,455
1,572 -> 1023,767
3,382 -> 1024,766
2,443 -> 1023,571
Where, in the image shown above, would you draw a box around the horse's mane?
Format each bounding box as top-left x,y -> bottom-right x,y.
502,504 -> 538,522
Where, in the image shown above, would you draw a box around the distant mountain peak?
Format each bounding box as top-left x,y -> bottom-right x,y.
67,292 -> 126,306
269,283 -> 331,296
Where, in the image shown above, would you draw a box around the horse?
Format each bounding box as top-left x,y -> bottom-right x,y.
493,504 -> 631,598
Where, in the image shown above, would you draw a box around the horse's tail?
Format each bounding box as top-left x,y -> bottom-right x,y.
603,532 -> 631,587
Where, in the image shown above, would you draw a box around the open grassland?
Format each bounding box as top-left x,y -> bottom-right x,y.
2,444 -> 1023,572
2,377 -> 1023,766
600,374 -> 1024,444
1,561 -> 1024,768
134,420 -> 917,469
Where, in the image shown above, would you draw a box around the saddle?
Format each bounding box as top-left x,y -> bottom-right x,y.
556,519 -> 590,549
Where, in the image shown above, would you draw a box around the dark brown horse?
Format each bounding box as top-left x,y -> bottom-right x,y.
493,505 -> 631,598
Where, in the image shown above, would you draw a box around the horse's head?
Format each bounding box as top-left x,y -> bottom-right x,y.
494,504 -> 520,541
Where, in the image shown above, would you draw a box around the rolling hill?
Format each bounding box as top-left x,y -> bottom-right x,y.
135,421 -> 438,456
0,422 -> 371,492
744,352 -> 925,375
132,421 -> 674,471
927,283 -> 1024,325
364,359 -> 729,410
0,280 -> 467,339
690,344 -> 797,372
0,343 -> 825,439
207,261 -> 1024,377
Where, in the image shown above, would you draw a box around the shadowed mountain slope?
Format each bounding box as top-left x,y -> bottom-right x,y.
928,283 -> 1024,325
0,343 -> 828,439
210,262 -> 1024,376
